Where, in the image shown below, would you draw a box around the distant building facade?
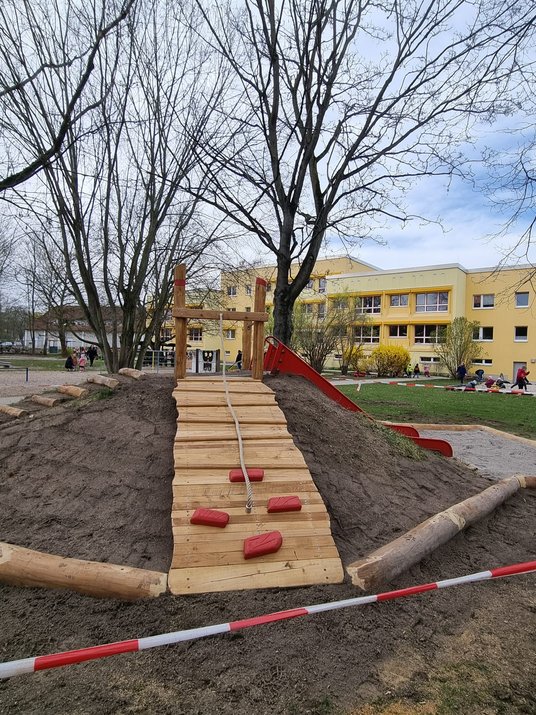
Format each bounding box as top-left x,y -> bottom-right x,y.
158,257 -> 535,379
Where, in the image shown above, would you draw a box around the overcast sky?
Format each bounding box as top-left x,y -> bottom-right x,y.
331,118 -> 536,272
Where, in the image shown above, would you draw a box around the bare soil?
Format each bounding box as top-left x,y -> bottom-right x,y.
0,373 -> 534,714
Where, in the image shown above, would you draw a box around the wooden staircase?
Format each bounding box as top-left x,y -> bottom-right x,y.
169,377 -> 344,594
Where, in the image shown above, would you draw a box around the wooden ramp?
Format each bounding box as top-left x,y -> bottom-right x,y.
169,377 -> 344,594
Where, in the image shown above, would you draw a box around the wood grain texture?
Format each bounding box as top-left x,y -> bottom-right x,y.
169,377 -> 343,594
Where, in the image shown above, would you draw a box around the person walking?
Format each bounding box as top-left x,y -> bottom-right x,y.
413,363 -> 420,378
235,350 -> 243,370
515,365 -> 530,391
456,363 -> 467,385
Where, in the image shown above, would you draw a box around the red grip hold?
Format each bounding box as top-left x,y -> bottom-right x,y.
190,508 -> 230,528
229,468 -> 264,482
244,531 -> 283,559
267,496 -> 302,513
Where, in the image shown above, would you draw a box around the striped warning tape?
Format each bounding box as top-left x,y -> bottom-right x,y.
388,382 -> 534,395
1,560 -> 534,679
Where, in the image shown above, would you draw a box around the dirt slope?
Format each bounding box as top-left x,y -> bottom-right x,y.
0,374 -> 534,714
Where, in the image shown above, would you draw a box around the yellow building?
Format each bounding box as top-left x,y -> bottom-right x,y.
160,257 -> 535,379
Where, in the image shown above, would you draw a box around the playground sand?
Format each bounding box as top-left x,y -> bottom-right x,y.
0,374 -> 534,714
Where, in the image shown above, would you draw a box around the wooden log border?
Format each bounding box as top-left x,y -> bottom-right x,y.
0,542 -> 168,600
347,474 -> 536,591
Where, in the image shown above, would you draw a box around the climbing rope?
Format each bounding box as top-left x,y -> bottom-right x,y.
219,314 -> 253,513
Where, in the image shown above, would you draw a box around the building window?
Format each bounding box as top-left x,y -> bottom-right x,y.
225,329 -> 236,339
188,328 -> 203,342
306,279 -> 314,289
514,326 -> 528,341
332,298 -> 348,311
473,359 -> 493,365
414,324 -> 446,344
245,306 -> 251,312
420,356 -> 441,363
473,326 -> 494,341
515,292 -> 529,308
356,295 -> 381,314
473,294 -> 495,309
245,285 -> 252,296
354,325 -> 380,343
390,294 -> 408,307
318,304 -> 325,320
389,324 -> 408,338
304,303 -> 313,314
227,285 -> 237,297
318,277 -> 326,293
415,292 -> 448,312
228,307 -> 236,311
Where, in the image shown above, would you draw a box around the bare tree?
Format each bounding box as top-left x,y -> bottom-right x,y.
0,0 -> 135,192
193,0 -> 536,343
14,0 -> 227,372
435,317 -> 483,377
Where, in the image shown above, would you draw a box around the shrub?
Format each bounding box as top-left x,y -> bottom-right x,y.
369,344 -> 410,377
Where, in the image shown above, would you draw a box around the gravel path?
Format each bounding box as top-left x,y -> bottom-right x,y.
419,428 -> 536,481
0,368 -> 92,403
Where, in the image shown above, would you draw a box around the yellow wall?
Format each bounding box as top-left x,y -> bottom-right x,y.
465,268 -> 536,380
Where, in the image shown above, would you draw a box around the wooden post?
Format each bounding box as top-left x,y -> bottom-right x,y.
174,264 -> 187,381
251,278 -> 267,380
242,320 -> 253,371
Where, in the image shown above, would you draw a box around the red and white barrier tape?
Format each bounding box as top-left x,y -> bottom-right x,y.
1,560 -> 534,679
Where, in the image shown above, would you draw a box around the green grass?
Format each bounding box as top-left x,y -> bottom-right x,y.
338,383 -> 536,439
2,355 -> 104,371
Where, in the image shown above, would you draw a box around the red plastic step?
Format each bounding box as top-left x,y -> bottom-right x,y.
229,468 -> 265,482
267,496 -> 302,513
243,531 -> 283,559
190,508 -> 230,528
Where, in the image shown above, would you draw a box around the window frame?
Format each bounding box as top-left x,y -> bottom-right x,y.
226,285 -> 237,297
388,324 -> 408,338
473,293 -> 495,309
472,326 -> 494,342
356,295 -> 381,314
515,292 -> 529,308
225,328 -> 236,340
514,326 -> 528,342
354,324 -> 380,343
414,324 -> 447,344
415,292 -> 449,313
389,294 -> 409,308
188,327 -> 203,342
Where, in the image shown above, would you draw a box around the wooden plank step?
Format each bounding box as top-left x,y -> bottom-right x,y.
173,447 -> 307,470
177,406 -> 287,424
174,393 -> 277,407
173,467 -> 312,482
172,510 -> 330,528
172,520 -> 332,536
168,558 -> 344,594
172,491 -> 323,509
172,542 -> 339,569
174,381 -> 272,393
176,424 -> 290,441
173,481 -> 319,498
172,533 -> 336,557
172,525 -> 335,542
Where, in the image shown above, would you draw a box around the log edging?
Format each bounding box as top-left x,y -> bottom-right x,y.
346,474 -> 536,591
0,542 -> 168,600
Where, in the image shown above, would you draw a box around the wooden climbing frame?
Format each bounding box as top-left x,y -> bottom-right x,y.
173,264 -> 268,380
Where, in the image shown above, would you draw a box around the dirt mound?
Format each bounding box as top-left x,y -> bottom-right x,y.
0,374 -> 534,714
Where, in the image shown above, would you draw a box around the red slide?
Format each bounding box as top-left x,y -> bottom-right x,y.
263,336 -> 452,457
